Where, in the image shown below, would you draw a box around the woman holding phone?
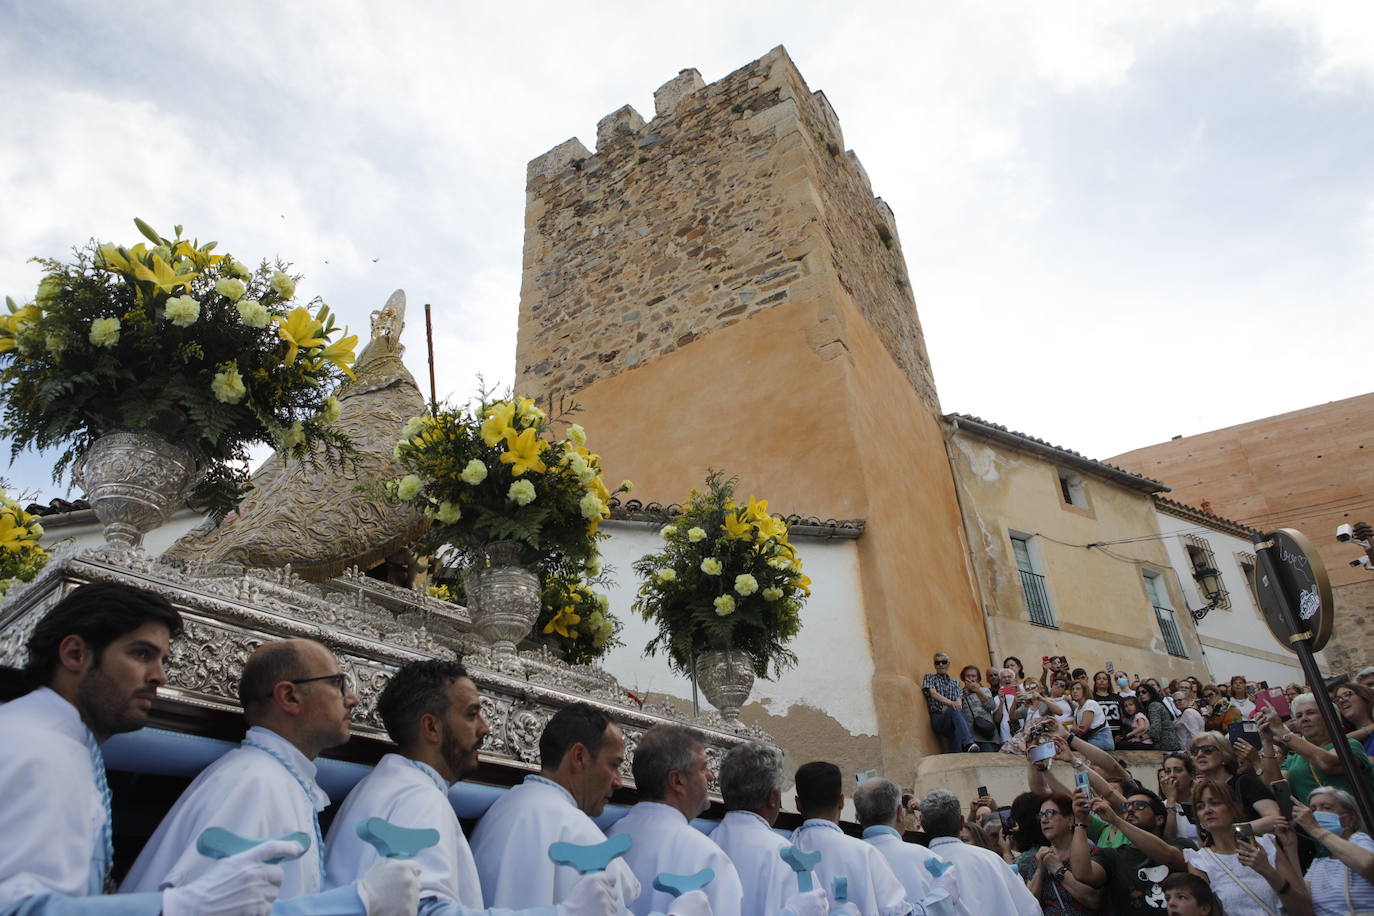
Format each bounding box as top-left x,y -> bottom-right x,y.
1188,730 -> 1280,834
1017,793 -> 1102,914
1331,680 -> 1374,756
1290,786 -> 1374,914
1257,693 -> 1374,811
1182,777 -> 1304,915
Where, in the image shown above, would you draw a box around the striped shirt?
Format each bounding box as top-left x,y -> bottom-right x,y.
1307,832 -> 1374,916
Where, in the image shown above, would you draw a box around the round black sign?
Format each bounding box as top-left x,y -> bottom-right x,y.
1253,528 -> 1333,652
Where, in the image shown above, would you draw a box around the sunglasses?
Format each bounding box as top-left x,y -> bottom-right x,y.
1190,744 -> 1219,756
934,659 -> 950,666
1121,800 -> 1153,812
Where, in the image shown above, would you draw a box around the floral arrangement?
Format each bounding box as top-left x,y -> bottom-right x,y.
0,219 -> 356,518
0,489 -> 48,597
536,566 -> 623,664
387,395 -> 630,570
632,471 -> 808,678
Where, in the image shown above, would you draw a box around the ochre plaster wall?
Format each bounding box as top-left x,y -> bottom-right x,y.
949,432 -> 1206,683
514,47 -> 987,781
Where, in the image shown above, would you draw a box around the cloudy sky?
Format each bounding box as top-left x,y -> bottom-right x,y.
3,1 -> 1372,502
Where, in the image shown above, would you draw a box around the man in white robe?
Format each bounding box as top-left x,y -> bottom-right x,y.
323,660 -> 619,916
121,639 -> 420,916
469,704 -> 641,912
0,582 -> 290,916
787,762 -> 912,916
917,790 -> 1038,916
852,779 -> 960,913
708,741 -> 827,916
606,725 -> 743,916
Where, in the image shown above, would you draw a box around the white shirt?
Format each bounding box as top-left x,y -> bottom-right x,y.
469,775 -> 639,911
993,693 -> 1016,744
1233,696 -> 1257,719
608,801 -> 742,916
121,726 -> 331,899
708,811 -> 795,916
789,819 -> 911,916
324,753 -> 492,910
925,837 -> 1038,916
0,689 -> 116,907
1173,708 -> 1206,747
861,827 -> 959,910
1307,832 -> 1374,916
1073,699 -> 1105,734
1184,837 -> 1282,916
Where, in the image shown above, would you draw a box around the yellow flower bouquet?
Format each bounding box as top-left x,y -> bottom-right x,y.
0,489 -> 48,596
632,470 -> 807,678
0,219 -> 355,518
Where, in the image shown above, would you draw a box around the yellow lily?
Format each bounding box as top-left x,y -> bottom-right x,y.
755,514 -> 788,542
0,511 -> 31,554
791,574 -> 812,597
722,509 -> 753,540
481,401 -> 516,446
744,495 -> 770,522
133,253 -> 197,295
275,306 -> 326,365
311,332 -> 358,378
499,426 -> 549,476
543,605 -> 580,638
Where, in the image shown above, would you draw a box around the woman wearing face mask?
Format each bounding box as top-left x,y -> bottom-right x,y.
1139,683 -> 1181,751
1257,693 -> 1374,811
1188,731 -> 1280,835
1160,873 -> 1223,915
1331,680 -> 1374,756
1183,777 -> 1305,916
1160,751 -> 1200,842
1288,787 -> 1374,915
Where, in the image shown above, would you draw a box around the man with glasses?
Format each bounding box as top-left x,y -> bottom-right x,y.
1070,785 -> 1192,913
123,639 -> 421,916
921,654 -> 979,753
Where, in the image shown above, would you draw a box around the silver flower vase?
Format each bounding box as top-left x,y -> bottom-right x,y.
695,649 -> 755,722
73,431 -> 203,549
467,540 -> 540,669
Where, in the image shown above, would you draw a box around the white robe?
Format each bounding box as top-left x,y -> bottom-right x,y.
606,802 -> 742,916
788,820 -> 910,916
120,726 -> 364,914
708,811 -> 796,916
469,776 -> 639,911
924,837 -> 1038,916
860,828 -> 961,913
0,688 -> 163,915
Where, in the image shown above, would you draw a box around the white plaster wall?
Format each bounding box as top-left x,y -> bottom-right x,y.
596,520 -> 880,735
37,508 -> 206,557
1155,510 -> 1317,684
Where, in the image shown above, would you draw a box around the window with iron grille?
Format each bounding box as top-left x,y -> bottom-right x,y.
1143,570 -> 1188,657
1183,535 -> 1231,610
1011,533 -> 1056,627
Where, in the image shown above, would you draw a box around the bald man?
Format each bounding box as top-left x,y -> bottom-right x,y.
123,639 -> 420,916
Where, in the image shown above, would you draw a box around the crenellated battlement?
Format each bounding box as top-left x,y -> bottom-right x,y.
516,45 -> 938,413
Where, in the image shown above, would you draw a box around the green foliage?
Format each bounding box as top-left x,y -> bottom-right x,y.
0,220 -> 357,519
0,490 -> 48,596
632,471 -> 807,679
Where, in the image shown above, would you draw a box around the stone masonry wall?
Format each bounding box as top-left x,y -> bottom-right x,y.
515,46 -> 939,413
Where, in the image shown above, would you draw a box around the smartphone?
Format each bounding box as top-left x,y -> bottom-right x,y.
1000,685 -> 1018,696
1233,823 -> 1255,845
1105,660 -> 1115,675
977,785 -> 989,799
997,805 -> 1014,831
1259,681 -> 1269,690
1042,656 -> 1051,667
1271,779 -> 1294,822
855,768 -> 877,785
1256,687 -> 1292,719
1028,742 -> 1056,763
1075,770 -> 1092,798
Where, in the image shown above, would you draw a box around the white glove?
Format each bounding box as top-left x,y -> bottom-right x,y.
556,871 -> 620,916
666,889 -> 712,916
356,859 -> 422,916
777,889 -> 827,916
161,839 -> 297,916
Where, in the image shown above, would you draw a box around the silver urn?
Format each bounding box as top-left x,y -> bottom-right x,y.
73,431 -> 203,549
467,540 -> 540,669
695,649 -> 755,723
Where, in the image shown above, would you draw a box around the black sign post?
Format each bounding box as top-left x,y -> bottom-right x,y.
1252,528 -> 1374,831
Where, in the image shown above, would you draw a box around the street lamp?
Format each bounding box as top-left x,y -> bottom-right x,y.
1189,564 -> 1223,622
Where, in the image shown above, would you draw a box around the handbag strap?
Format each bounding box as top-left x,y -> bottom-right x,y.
1203,848 -> 1279,916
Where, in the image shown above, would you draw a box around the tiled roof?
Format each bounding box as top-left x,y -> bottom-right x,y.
607,498 -> 865,540
946,413 -> 1169,494
1153,495 -> 1259,538
24,497 -> 91,517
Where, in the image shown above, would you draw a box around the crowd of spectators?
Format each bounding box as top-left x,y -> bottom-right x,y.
905,651 -> 1374,914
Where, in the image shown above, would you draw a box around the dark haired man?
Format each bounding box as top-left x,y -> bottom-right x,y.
123,638 -> 421,916
470,702 -> 640,911
324,660 -> 620,916
608,725 -> 742,915
0,581 -> 292,914
1073,786 -> 1193,913
788,762 -> 911,915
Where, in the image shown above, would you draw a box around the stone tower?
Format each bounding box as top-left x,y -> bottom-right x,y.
516,47 -> 987,768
